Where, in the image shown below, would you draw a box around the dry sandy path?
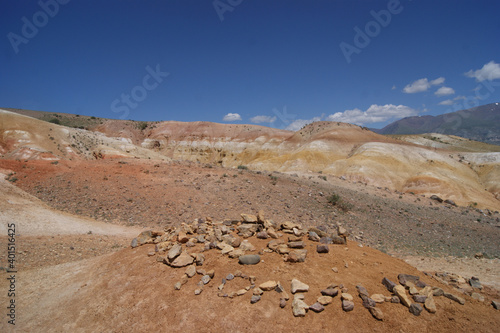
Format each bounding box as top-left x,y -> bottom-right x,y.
0,173 -> 141,237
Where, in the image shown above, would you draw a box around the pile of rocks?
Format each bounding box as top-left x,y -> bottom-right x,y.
131,211 -> 348,268
130,212 -> 498,318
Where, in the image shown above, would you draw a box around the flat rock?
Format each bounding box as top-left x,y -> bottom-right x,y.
237,289 -> 247,296
382,277 -> 397,292
137,230 -> 154,245
394,285 -> 412,307
239,240 -> 256,251
342,300 -> 354,312
318,296 -> 333,305
292,298 -> 309,317
356,285 -> 370,298
369,307 -> 384,321
398,273 -> 420,286
228,249 -> 245,259
237,224 -> 258,238
320,237 -> 333,244
371,294 -> 386,303
362,297 -> 376,309
409,303 -> 423,316
341,293 -> 353,301
309,302 -> 325,313
288,241 -> 305,249
194,288 -> 203,295
492,300 -> 500,309
239,254 -> 261,265
174,282 -> 181,290
195,253 -> 205,266
177,231 -> 189,243
424,294 -> 437,313
430,195 -> 443,203
291,278 -> 309,294
201,275 -> 211,285
185,265 -> 196,278
413,295 -> 427,303
331,235 -> 346,245
256,231 -> 269,239
253,287 -> 263,296
280,298 -> 287,308
286,250 -> 307,263
220,244 -> 234,255
260,280 -> 278,291
130,238 -> 138,248
241,213 -> 258,223
170,252 -> 194,268
316,244 -> 329,253
167,243 -> 182,260
277,244 -> 291,254
321,288 -> 339,297
267,228 -> 279,239
432,287 -> 444,296
308,231 -> 321,242
444,292 -> 465,305
251,295 -> 261,304
267,239 -> 285,251
469,277 -> 483,290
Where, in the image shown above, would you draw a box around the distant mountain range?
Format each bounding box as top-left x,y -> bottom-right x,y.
374,103 -> 500,145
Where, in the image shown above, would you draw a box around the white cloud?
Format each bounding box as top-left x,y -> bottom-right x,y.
222,113 -> 242,122
250,115 -> 276,124
391,85 -> 396,90
430,77 -> 445,85
285,117 -> 322,131
438,95 -> 465,105
327,104 -> 418,126
465,61 -> 500,81
438,99 -> 454,105
403,77 -> 445,93
435,86 -> 455,96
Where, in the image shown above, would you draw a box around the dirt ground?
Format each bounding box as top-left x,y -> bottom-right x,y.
0,157 -> 499,332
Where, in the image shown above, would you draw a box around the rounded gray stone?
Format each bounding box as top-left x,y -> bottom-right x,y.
239,254 -> 261,265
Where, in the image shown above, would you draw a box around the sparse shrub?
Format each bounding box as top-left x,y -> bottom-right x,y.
138,122 -> 148,130
8,177 -> 17,183
327,193 -> 353,212
327,193 -> 341,206
269,175 -> 278,185
49,118 -> 60,125
51,161 -> 59,165
237,165 -> 248,170
319,175 -> 327,181
90,116 -> 96,120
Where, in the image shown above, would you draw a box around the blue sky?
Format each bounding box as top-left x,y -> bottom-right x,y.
1,0 -> 499,130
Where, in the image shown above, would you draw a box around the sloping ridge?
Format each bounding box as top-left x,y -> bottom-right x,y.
1,110 -> 499,210
6,219 -> 500,333
0,109 -> 167,161
376,103 -> 500,145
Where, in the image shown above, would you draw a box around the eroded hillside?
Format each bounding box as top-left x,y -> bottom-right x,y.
1,109 -> 499,210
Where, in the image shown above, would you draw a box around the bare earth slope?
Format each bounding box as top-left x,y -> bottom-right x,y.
6,236 -> 500,333
2,109 -> 498,210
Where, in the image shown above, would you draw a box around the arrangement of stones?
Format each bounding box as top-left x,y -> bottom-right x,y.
131,212 -> 496,319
